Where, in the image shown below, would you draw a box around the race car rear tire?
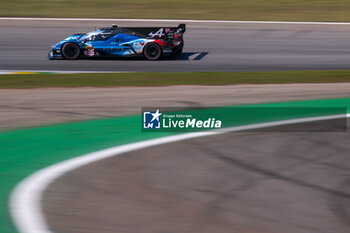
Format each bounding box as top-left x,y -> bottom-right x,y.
143,43 -> 162,61
62,42 -> 80,60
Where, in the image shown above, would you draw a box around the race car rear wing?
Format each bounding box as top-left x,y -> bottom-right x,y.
124,24 -> 186,39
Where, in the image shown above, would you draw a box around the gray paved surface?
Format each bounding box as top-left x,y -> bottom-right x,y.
1,83 -> 350,131
43,120 -> 350,233
2,19 -> 350,71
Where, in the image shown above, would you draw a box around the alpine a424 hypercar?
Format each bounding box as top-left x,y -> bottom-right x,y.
48,24 -> 185,61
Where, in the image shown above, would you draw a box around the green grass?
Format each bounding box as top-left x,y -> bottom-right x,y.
2,70 -> 350,88
1,0 -> 350,21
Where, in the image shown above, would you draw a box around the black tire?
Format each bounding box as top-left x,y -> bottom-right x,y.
62,42 -> 80,60
143,43 -> 162,61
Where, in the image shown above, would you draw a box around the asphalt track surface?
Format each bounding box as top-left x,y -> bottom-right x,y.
2,19 -> 350,72
2,83 -> 350,131
42,119 -> 350,233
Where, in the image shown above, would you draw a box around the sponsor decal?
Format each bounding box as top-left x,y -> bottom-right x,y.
87,48 -> 95,56
134,41 -> 145,47
148,28 -> 165,38
64,35 -> 80,41
101,47 -> 126,51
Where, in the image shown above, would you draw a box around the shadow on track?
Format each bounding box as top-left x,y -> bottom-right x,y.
75,52 -> 209,61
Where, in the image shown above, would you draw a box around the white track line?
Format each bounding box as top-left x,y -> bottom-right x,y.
10,113 -> 349,233
1,17 -> 350,25
0,70 -> 131,74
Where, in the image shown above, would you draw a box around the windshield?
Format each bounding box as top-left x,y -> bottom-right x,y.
79,30 -> 113,41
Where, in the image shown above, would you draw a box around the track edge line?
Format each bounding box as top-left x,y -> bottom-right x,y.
9,113 -> 350,233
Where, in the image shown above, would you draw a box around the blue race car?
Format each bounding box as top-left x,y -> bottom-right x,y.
48,24 -> 185,61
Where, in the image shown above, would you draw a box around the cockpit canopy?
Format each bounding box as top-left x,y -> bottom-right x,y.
79,30 -> 113,42
79,26 -> 146,42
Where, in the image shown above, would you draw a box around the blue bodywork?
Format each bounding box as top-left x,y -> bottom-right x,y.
48,25 -> 185,60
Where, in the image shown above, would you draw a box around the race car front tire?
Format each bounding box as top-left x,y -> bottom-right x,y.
143,43 -> 162,61
62,42 -> 80,60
